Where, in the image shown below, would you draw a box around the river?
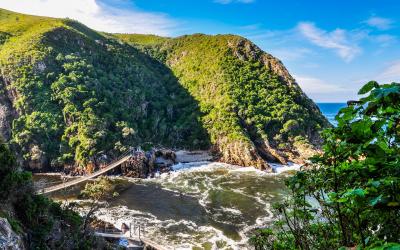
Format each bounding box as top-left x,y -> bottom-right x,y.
33,104 -> 343,249
34,162 -> 297,249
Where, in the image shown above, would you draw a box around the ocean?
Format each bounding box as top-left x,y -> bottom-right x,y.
317,103 -> 347,126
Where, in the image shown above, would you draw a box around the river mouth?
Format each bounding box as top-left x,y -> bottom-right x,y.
34,162 -> 292,249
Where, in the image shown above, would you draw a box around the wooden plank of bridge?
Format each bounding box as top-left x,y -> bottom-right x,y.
94,232 -> 170,250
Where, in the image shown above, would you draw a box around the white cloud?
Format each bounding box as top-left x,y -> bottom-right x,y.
0,0 -> 178,36
214,0 -> 254,4
239,24 -> 261,30
373,34 -> 397,47
378,61 -> 400,82
294,75 -> 346,94
365,17 -> 393,30
269,47 -> 313,62
297,22 -> 361,62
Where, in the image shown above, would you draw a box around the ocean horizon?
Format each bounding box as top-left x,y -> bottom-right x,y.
317,103 -> 347,125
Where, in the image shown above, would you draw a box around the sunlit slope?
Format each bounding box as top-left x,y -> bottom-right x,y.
0,9 -> 208,170
0,9 -> 328,170
116,33 -> 329,168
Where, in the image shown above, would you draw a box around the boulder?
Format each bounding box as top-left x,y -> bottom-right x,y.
0,218 -> 25,250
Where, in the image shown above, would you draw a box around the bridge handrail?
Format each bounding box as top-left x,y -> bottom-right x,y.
103,149 -> 132,166
36,149 -> 134,194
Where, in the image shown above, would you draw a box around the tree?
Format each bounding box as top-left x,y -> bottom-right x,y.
0,136 -> 96,248
250,82 -> 400,249
79,177 -> 118,233
0,137 -> 31,200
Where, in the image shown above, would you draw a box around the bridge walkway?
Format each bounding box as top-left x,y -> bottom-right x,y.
36,151 -> 133,195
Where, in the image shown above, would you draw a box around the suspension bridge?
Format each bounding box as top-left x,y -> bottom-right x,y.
35,151 -> 171,249
35,151 -> 133,195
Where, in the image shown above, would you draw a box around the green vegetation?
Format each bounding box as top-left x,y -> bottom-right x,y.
0,136 -> 97,248
0,9 -> 327,170
0,137 -> 31,200
79,177 -> 119,233
250,82 -> 400,249
111,33 -> 170,45
116,33 -> 328,168
0,9 -> 209,169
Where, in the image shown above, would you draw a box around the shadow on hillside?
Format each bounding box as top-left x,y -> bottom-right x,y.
124,43 -> 211,150
11,19 -> 211,171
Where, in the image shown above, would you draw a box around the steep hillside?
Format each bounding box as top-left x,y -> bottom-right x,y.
0,9 -> 328,171
0,9 -> 209,170
115,34 -> 329,168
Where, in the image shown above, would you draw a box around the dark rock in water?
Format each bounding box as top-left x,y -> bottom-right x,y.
121,223 -> 129,234
154,149 -> 176,167
119,149 -> 176,178
90,218 -> 121,234
120,151 -> 151,178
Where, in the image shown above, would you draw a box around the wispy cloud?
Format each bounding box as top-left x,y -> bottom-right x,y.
378,61 -> 400,82
293,74 -> 354,102
294,75 -> 346,94
297,22 -> 361,62
373,34 -> 397,47
0,0 -> 178,36
269,47 -> 313,62
239,24 -> 261,30
365,16 -> 394,30
214,0 -> 255,4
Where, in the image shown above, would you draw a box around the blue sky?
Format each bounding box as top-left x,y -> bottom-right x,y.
1,0 -> 400,102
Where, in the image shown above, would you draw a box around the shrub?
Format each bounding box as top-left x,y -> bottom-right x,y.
251,82 -> 400,249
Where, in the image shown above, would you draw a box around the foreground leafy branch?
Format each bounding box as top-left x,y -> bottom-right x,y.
251,81 -> 400,249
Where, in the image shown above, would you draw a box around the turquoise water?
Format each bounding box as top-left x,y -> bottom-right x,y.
32,104 -> 347,249
317,103 -> 347,126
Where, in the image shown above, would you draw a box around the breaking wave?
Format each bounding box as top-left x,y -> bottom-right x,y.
89,161 -> 295,249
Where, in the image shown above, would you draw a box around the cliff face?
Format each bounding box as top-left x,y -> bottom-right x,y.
0,9 -> 328,171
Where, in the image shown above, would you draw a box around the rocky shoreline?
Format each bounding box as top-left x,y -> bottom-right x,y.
32,149 -> 216,179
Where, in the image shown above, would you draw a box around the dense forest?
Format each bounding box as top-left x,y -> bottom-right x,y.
116,33 -> 329,168
0,9 -> 328,171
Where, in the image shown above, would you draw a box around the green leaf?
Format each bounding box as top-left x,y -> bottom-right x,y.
371,181 -> 381,188
345,188 -> 366,198
373,85 -> 400,98
359,81 -> 379,95
369,195 -> 383,206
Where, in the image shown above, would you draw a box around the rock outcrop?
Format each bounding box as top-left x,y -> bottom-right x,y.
0,218 -> 25,250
